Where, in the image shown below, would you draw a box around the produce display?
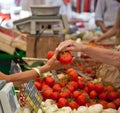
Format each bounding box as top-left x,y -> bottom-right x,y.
18,52 -> 120,113
33,74 -> 120,108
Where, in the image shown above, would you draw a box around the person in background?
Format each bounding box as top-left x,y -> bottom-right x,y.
45,0 -> 85,24
90,6 -> 120,44
95,0 -> 120,33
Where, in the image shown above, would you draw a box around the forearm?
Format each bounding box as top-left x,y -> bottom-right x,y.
96,21 -> 107,33
81,45 -> 120,68
6,64 -> 50,85
98,27 -> 117,41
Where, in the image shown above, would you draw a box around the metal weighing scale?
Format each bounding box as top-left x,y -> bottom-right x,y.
0,80 -> 20,113
13,5 -> 69,58
13,5 -> 69,35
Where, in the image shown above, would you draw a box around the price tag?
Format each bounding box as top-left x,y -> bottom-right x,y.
24,81 -> 42,113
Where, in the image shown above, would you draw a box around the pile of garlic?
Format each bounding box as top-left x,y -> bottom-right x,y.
35,99 -> 120,113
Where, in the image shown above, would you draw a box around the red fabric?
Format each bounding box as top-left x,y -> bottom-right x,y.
76,0 -> 81,13
84,0 -> 91,12
64,0 -> 71,4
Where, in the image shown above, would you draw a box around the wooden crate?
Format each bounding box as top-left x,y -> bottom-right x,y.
27,34 -> 63,58
0,26 -> 27,54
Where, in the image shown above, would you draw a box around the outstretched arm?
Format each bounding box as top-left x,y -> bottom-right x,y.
56,40 -> 120,68
0,51 -> 67,86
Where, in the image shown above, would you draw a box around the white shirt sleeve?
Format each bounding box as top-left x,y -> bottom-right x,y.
95,0 -> 106,21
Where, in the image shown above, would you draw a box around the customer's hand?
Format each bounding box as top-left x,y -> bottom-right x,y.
0,72 -> 8,81
56,40 -> 81,52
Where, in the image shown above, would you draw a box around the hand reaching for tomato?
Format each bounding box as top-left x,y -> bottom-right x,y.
57,51 -> 73,65
47,50 -> 73,66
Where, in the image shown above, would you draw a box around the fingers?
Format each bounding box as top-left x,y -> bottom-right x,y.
56,40 -> 74,52
89,39 -> 95,43
54,48 -> 59,58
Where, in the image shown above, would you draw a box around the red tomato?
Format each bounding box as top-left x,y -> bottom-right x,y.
89,90 -> 97,99
113,98 -> 120,109
57,51 -> 73,65
59,81 -> 66,87
68,101 -> 79,109
69,70 -> 78,81
34,81 -> 41,90
35,77 -> 41,82
45,76 -> 55,87
77,95 -> 87,106
99,100 -> 108,109
78,80 -> 85,89
52,84 -> 62,92
95,83 -> 104,94
84,86 -> 89,93
106,102 -> 116,109
85,67 -> 92,74
72,90 -> 81,99
117,88 -> 120,95
105,85 -> 114,92
66,68 -> 74,74
42,88 -> 53,99
47,51 -> 54,59
69,81 -> 78,89
67,85 -> 75,92
41,84 -> 51,91
87,82 -> 95,92
107,92 -> 118,101
51,92 -> 59,100
98,92 -> 107,100
57,98 -> 68,108
59,90 -> 70,98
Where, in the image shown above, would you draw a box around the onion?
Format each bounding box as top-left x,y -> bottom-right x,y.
88,104 -> 103,113
101,108 -> 117,113
77,106 -> 88,113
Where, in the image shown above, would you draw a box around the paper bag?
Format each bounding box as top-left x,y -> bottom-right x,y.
96,64 -> 120,88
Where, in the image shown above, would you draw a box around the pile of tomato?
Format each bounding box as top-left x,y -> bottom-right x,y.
34,68 -> 120,110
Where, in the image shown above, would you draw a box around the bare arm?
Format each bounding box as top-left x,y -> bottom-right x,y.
57,40 -> 120,68
92,7 -> 120,43
96,21 -> 108,33
95,0 -> 108,33
81,45 -> 120,68
89,21 -> 118,43
0,52 -> 66,86
96,26 -> 117,42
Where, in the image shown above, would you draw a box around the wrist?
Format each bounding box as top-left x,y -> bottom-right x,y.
37,64 -> 50,74
6,76 -> 11,83
32,67 -> 41,78
80,44 -> 88,52
99,35 -> 105,41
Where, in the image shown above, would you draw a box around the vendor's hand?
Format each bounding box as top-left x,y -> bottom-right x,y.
56,40 -> 82,52
89,37 -> 100,44
101,27 -> 110,33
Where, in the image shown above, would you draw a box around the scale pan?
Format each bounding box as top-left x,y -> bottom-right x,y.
30,5 -> 60,16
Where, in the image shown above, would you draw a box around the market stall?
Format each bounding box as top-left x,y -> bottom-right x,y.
0,1 -> 120,113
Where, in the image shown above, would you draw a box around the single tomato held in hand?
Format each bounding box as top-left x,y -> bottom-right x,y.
57,51 -> 73,65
